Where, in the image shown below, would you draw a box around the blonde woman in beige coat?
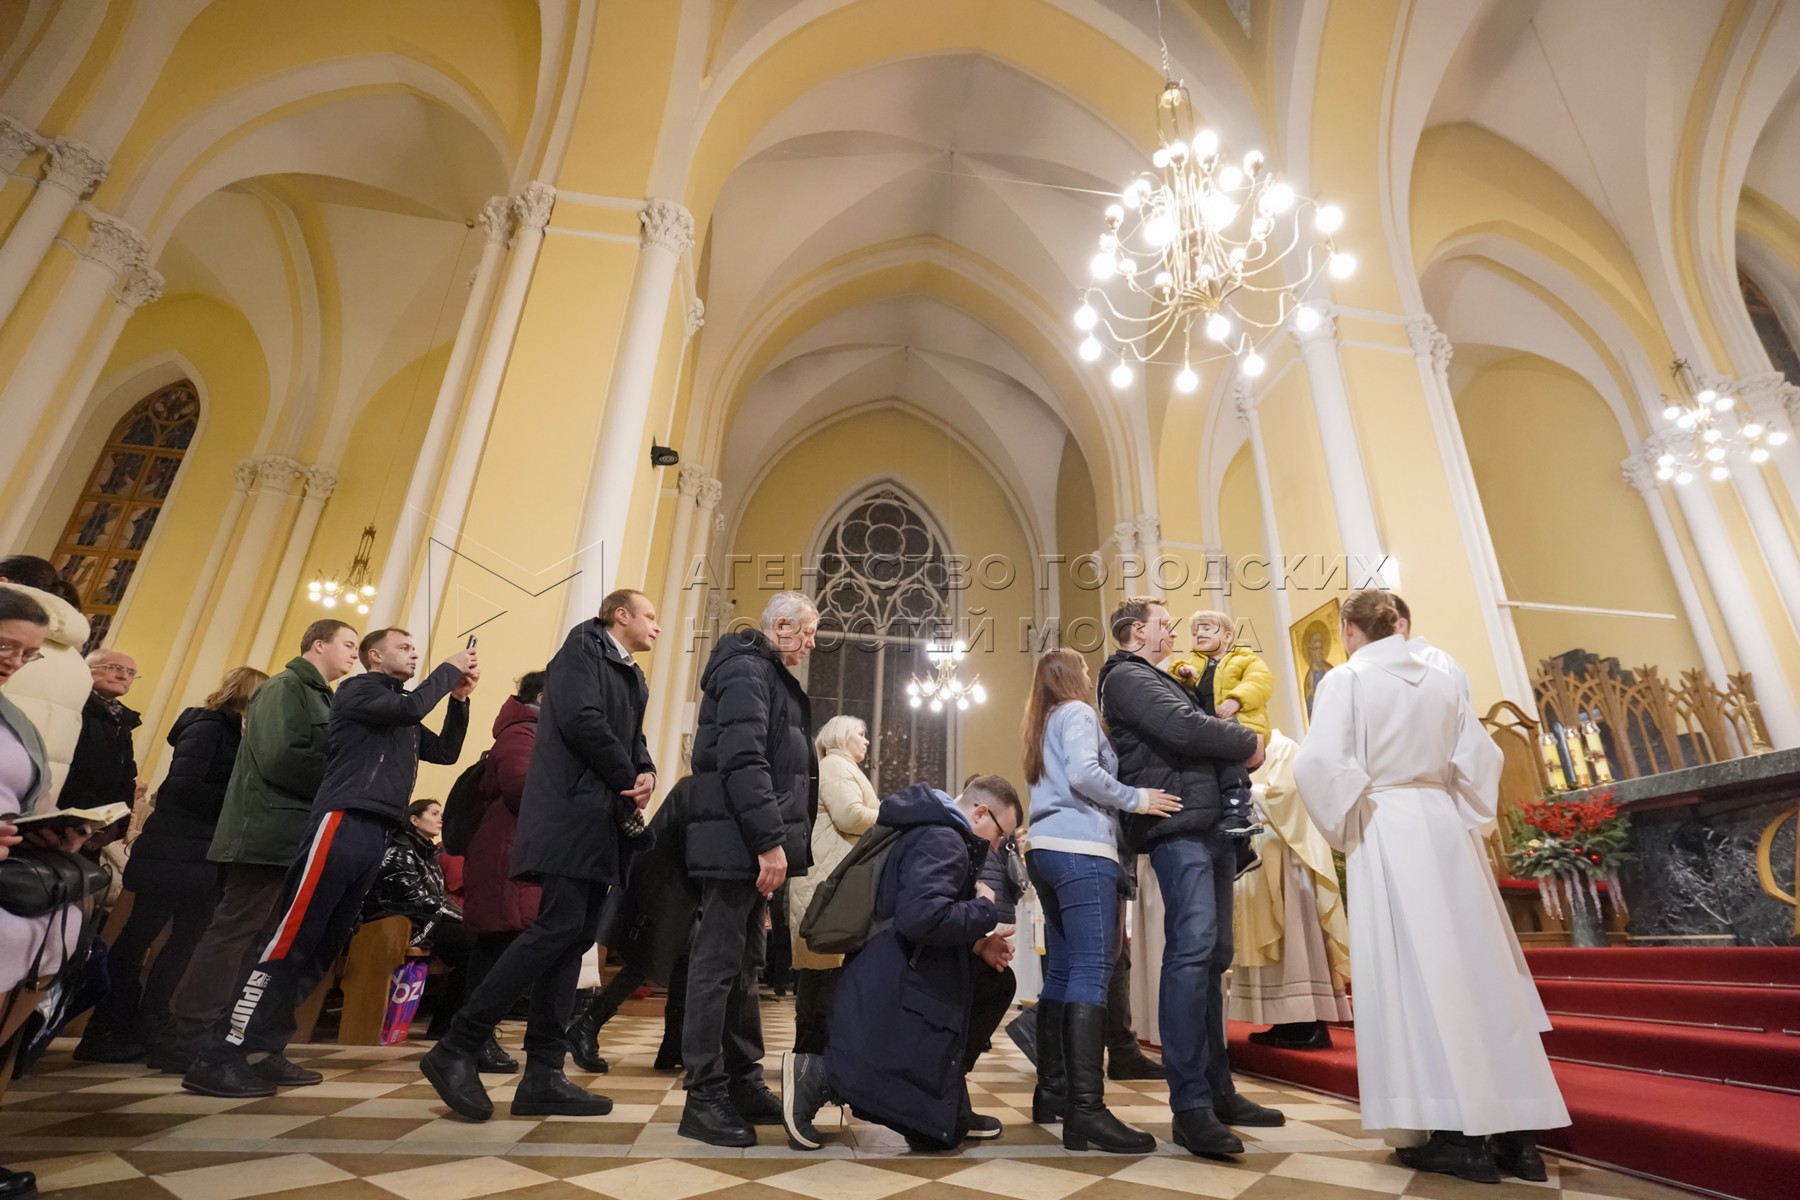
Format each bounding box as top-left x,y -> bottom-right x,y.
787,715 -> 880,1055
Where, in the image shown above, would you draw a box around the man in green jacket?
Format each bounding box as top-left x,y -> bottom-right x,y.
149,619 -> 360,1073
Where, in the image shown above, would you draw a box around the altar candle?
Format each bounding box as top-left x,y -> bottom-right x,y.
1565,728 -> 1592,788
1539,730 -> 1569,791
1580,720 -> 1613,784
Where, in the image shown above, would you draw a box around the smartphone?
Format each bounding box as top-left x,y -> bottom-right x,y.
466,636 -> 478,650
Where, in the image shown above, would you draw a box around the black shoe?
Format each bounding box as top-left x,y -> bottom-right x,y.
1215,1091 -> 1285,1127
1061,1002 -> 1155,1153
252,1053 -> 323,1087
182,1056 -> 276,1099
146,1046 -> 193,1075
1396,1131 -> 1501,1184
419,1042 -> 494,1122
511,1066 -> 613,1116
729,1080 -> 783,1125
1232,840 -> 1262,880
1107,1044 -> 1167,1080
1247,1021 -> 1333,1050
963,1109 -> 1003,1139
1489,1131 -> 1548,1181
782,1051 -> 832,1150
73,1035 -> 146,1064
903,1133 -> 955,1153
1005,1008 -> 1039,1067
476,1037 -> 519,1074
680,1093 -> 756,1147
1171,1107 -> 1245,1157
0,1166 -> 36,1199
566,1006 -> 610,1074
653,1041 -> 683,1071
1031,997 -> 1065,1123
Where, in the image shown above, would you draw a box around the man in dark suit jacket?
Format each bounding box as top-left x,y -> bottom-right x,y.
422,589 -> 658,1123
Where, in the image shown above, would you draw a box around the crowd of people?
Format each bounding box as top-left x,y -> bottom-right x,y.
0,550 -> 1572,1193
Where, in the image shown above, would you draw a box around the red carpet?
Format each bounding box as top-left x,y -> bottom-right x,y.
1226,946 -> 1800,1200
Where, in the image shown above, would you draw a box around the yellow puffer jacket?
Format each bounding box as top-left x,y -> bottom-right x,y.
1163,644 -> 1273,738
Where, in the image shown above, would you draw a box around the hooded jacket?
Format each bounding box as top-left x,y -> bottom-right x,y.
463,695 -> 542,934
1096,649 -> 1259,850
210,656 -> 334,866
123,705 -> 240,898
0,582 -> 94,808
686,628 -> 818,881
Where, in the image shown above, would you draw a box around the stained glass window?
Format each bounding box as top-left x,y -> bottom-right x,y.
1739,267 -> 1800,387
52,381 -> 199,652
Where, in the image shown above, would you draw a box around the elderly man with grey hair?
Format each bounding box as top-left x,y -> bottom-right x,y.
61,648 -> 142,812
678,590 -> 822,1146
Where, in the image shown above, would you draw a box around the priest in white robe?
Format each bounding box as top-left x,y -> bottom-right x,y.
1293,589 -> 1568,1187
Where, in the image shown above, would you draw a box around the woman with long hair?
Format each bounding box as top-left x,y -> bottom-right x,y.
1021,648 -> 1180,1153
76,665 -> 267,1062
1293,589 -> 1568,1184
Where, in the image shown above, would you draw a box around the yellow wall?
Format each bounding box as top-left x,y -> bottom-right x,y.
1215,443 -> 1293,735
731,406 -> 1039,790
1456,354 -> 1706,674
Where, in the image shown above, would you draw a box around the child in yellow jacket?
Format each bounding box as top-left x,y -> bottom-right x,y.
1166,610 -> 1273,844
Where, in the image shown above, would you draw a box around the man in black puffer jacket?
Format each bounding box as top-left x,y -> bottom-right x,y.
1096,597 -> 1282,1158
184,628 -> 475,1099
678,590 -> 819,1147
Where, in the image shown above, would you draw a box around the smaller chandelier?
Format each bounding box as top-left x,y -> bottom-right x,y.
907,640 -> 986,714
307,524 -> 379,616
1075,79 -> 1348,392
1653,357 -> 1786,485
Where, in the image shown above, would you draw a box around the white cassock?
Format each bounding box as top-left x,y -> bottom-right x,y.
1293,634 -> 1569,1138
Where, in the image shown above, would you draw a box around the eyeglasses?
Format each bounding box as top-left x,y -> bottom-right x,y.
0,640 -> 45,666
93,663 -> 138,678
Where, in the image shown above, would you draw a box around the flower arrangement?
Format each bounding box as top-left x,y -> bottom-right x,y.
1508,788 -> 1631,923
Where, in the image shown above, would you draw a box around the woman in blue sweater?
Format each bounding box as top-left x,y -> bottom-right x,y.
1021,648 -> 1179,1153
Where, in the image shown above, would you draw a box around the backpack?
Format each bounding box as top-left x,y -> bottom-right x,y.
438,752 -> 490,857
799,823 -> 902,955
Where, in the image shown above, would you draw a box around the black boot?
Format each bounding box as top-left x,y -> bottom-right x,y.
1061,1002 -> 1155,1153
1489,1131 -> 1548,1181
655,1004 -> 684,1070
419,1041 -> 494,1122
1005,1006 -> 1039,1066
566,1003 -> 610,1074
1396,1131 -> 1501,1184
511,1064 -> 613,1116
1215,1091 -> 1285,1127
680,1092 -> 756,1147
476,1037 -> 519,1074
73,1030 -> 146,1064
1031,998 -> 1065,1123
1107,1042 -> 1167,1080
1247,1021 -> 1332,1050
251,1053 -> 323,1087
1171,1107 -> 1244,1157
0,1166 -> 36,1199
182,1054 -> 276,1099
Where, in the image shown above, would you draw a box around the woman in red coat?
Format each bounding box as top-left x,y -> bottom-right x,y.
459,671 -> 545,1072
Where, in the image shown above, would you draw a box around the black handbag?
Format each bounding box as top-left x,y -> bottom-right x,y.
0,847 -> 111,918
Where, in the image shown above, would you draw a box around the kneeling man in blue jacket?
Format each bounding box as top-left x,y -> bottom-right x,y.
786,776 -> 1022,1152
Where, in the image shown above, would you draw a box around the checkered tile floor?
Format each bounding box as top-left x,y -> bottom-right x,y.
1,999 -> 1689,1199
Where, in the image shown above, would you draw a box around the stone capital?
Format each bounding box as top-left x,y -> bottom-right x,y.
705,593 -> 735,627
513,182 -> 555,233
1621,429 -> 1690,494
478,194 -> 515,246
685,297 -> 706,339
1231,376 -> 1257,426
1291,301 -> 1338,346
1405,312 -> 1453,375
305,466 -> 339,501
0,114 -> 38,175
1226,0 -> 1252,37
1733,372 -> 1798,426
640,198 -> 695,256
44,137 -> 109,197
254,455 -> 307,496
81,213 -> 149,276
677,463 -> 714,499
1134,514 -> 1161,546
117,266 -> 163,310
1112,520 -> 1139,556
233,459 -> 260,494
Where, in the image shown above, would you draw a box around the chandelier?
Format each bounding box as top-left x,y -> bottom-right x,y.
1075,79 -> 1350,393
907,640 -> 986,714
307,524 -> 379,616
1653,357 -> 1787,485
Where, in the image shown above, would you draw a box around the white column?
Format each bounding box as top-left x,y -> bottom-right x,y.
0,114 -> 38,179
184,457 -> 307,708
0,255 -> 160,548
248,465 -> 338,667
1235,378 -> 1305,725
1619,445 -> 1731,686
373,196 -> 513,626
1406,314 -> 1534,706
1737,374 -> 1800,539
646,464 -> 721,784
565,198 -> 695,627
0,136 -> 107,331
137,460 -> 257,768
1725,460 -> 1800,636
407,182 -> 555,649
1292,303 -> 1386,573
1133,514 -> 1163,596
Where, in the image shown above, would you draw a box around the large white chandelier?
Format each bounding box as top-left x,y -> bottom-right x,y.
907,640 -> 986,714
1075,79 -> 1350,393
1653,356 -> 1787,485
307,524 -> 379,616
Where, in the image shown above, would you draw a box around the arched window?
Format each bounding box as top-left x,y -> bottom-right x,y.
807,486 -> 953,791
52,381 -> 199,651
1738,267 -> 1800,387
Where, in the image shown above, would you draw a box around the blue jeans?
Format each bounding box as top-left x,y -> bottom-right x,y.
1148,834 -> 1236,1113
1026,850 -> 1118,1006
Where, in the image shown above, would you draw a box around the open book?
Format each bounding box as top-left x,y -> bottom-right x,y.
4,802 -> 131,834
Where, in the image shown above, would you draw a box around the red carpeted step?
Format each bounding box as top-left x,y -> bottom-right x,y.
1541,1014 -> 1800,1090
1533,977 -> 1800,1032
1525,946 -> 1800,986
1225,1020 -> 1800,1200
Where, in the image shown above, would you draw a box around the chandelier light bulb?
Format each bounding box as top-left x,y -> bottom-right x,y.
956,697 -> 970,711
1329,251 -> 1357,279
1206,312 -> 1233,342
1090,252 -> 1116,280
1169,140 -> 1189,162
361,584 -> 376,597
1079,336 -> 1103,362
1657,466 -> 1675,481
1705,446 -> 1727,462
1714,394 -> 1735,412
1711,465 -> 1731,481
929,698 -> 943,713
1123,183 -> 1143,209
1703,428 -> 1723,443
1145,215 -> 1174,246
1263,182 -> 1296,213
357,603 -> 370,615
1662,403 -> 1683,421
1293,305 -> 1320,333
1194,129 -> 1220,159
1315,204 -> 1344,234
1243,150 -> 1265,175
1110,359 -> 1134,389
1250,216 -> 1273,241
322,595 -> 337,608
1220,165 -> 1245,190
1697,388 -> 1717,406
1152,146 -> 1171,169
972,684 -> 987,704
1676,470 -> 1694,485
1657,452 -> 1675,468
909,695 -> 921,709
1104,202 -> 1124,224
1176,364 -> 1199,393
1751,447 -> 1771,463
1098,232 -> 1117,251
324,580 -> 340,594
1116,256 -> 1138,275
1769,429 -> 1790,445
1242,351 -> 1267,378
1677,412 -> 1697,430
1743,422 -> 1763,439
1074,304 -> 1098,331
1154,270 -> 1173,288
1228,246 -> 1248,266
906,681 -> 919,697
1200,192 -> 1238,231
